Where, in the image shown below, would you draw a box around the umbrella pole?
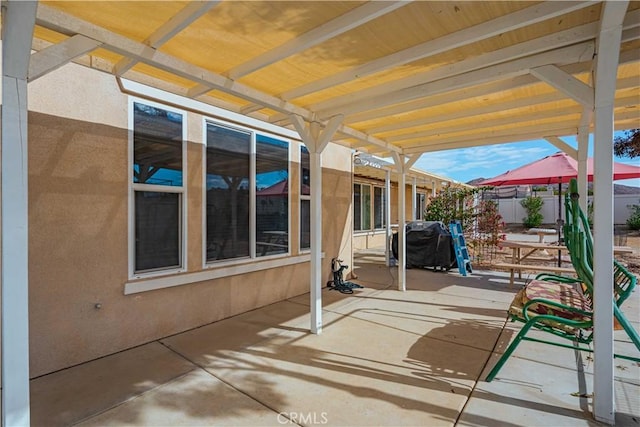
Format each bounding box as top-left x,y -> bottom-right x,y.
557,182 -> 562,267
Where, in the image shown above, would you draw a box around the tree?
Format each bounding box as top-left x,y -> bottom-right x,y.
614,129 -> 640,158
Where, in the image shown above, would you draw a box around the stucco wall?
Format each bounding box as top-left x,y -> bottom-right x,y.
353,232 -> 388,250
389,184 -> 419,225
24,62 -> 353,377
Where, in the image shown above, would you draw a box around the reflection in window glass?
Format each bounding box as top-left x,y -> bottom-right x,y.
416,193 -> 426,220
362,184 -> 371,230
354,183 -> 361,231
354,183 -> 386,232
135,191 -> 181,272
301,199 -> 310,250
206,123 -> 250,261
256,135 -> 289,257
301,146 -> 310,195
300,146 -> 310,250
374,187 -> 385,229
133,102 -> 183,186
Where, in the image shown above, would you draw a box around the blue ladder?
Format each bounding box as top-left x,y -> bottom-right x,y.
449,221 -> 472,276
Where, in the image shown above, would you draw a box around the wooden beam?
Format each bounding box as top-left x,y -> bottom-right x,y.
228,1 -> 408,79
281,1 -> 596,101
344,46 -> 638,125
400,109 -> 637,152
385,97 -> 638,144
314,9 -> 640,115
35,4 -> 399,155
386,105 -> 581,143
401,113 -> 637,155
530,65 -> 594,107
114,1 -> 219,75
336,125 -> 401,153
544,136 -> 578,159
404,153 -> 422,170
239,104 -> 264,115
316,115 -> 344,153
29,34 -> 102,81
317,42 -> 595,119
368,77 -> 637,135
404,130 -> 577,154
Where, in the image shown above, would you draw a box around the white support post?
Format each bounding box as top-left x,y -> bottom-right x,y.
411,177 -> 417,221
592,2 -> 628,424
431,180 -> 436,197
577,107 -> 593,214
398,171 -> 406,291
385,169 -> 392,267
309,149 -> 323,334
2,2 -> 37,426
393,153 -> 406,291
290,115 -> 342,334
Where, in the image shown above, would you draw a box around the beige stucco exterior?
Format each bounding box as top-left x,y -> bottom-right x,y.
23,62 -> 353,377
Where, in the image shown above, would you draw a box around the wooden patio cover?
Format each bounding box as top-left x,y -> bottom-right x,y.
28,1 -> 639,155
3,2 -> 640,426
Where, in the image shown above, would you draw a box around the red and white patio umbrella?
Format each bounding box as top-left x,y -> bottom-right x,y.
479,151 -> 640,264
479,151 -> 640,186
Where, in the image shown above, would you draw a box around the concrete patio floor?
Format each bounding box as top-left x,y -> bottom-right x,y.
26,250 -> 640,426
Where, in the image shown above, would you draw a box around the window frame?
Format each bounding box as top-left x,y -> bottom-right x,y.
202,118 -> 291,268
299,145 -> 311,252
354,181 -> 386,233
373,185 -> 386,229
128,97 -> 188,279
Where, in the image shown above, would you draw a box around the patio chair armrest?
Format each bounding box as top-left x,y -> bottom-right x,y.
534,273 -> 581,284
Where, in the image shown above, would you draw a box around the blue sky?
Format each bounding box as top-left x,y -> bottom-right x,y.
413,133 -> 640,187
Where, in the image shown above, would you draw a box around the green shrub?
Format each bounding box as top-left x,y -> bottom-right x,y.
627,203 -> 640,230
423,186 -> 479,230
520,195 -> 544,228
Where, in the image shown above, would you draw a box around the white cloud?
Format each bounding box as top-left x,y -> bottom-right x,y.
414,143 -> 553,180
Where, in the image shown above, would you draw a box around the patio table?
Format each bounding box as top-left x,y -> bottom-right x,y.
498,240 -> 635,287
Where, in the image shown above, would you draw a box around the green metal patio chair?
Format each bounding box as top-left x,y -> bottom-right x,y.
486,179 -> 639,382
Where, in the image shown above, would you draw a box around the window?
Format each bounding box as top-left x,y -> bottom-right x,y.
354,182 -> 385,232
205,123 -> 250,261
300,146 -> 310,250
131,101 -> 185,274
361,185 -> 371,230
354,183 -> 361,231
205,122 -> 290,262
374,187 -> 386,229
256,135 -> 289,257
416,193 -> 426,220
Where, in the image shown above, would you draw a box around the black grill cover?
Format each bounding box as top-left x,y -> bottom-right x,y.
392,221 -> 456,270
